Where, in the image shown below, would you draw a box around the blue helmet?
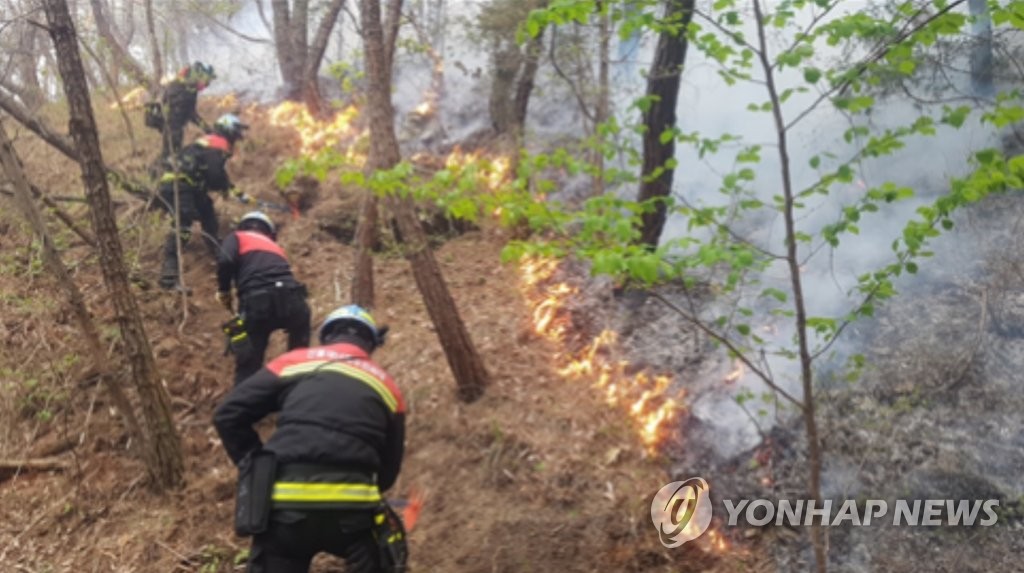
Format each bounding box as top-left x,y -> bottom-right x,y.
319,304 -> 385,347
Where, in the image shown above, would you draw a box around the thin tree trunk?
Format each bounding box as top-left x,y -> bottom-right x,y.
145,0 -> 163,86
636,0 -> 694,248
350,194 -> 378,308
0,119 -> 143,453
42,0 -> 184,491
79,38 -> 138,156
969,0 -> 993,97
359,0 -> 488,401
593,1 -> 610,196
752,1 -> 825,571
87,0 -> 150,86
383,0 -> 404,76
16,23 -> 46,110
303,0 -> 347,116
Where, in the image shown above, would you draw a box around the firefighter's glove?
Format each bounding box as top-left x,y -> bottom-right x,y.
229,187 -> 251,204
215,290 -> 233,312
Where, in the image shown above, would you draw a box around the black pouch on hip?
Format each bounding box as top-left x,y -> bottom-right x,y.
221,316 -> 255,362
234,449 -> 277,537
374,502 -> 409,572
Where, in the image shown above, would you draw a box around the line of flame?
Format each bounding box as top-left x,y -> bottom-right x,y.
518,256 -> 685,453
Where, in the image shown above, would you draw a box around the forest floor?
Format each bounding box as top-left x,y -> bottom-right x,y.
0,98 -> 770,571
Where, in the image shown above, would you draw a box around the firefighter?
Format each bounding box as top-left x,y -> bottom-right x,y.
216,211 -> 311,384
160,61 -> 215,161
214,305 -> 406,573
158,113 -> 248,291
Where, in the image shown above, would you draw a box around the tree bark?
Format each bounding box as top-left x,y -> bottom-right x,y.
87,0 -> 150,86
485,0 -> 547,138
351,193 -> 378,309
636,0 -> 694,248
271,0 -> 310,99
42,0 -> 184,491
144,0 -> 164,86
15,22 -> 46,110
359,0 -> 488,401
303,0 -> 347,116
0,119 -> 143,456
969,0 -> 993,97
593,1 -> 610,196
383,0 -> 404,76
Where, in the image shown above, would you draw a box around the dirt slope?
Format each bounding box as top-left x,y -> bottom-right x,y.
0,99 -> 762,572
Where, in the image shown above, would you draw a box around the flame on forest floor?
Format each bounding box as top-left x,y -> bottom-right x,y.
518,256 -> 685,453
265,101 -> 361,155
109,86 -> 149,109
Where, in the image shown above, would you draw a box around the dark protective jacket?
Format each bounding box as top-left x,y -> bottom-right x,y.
162,79 -> 202,129
217,231 -> 301,295
213,343 -> 406,505
160,133 -> 233,193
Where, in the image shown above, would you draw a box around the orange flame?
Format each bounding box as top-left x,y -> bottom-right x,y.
519,256 -> 685,452
267,101 -> 361,155
109,86 -> 148,109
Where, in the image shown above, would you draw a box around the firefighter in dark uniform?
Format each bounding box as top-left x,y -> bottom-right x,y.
160,61 -> 215,161
158,113 -> 248,290
214,305 -> 407,573
216,211 -> 311,384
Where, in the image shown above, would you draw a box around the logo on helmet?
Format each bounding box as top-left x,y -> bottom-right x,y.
650,477 -> 713,548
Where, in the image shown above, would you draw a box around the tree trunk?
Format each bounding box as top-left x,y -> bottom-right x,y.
351,0 -> 402,308
87,0 -> 150,86
271,0 -> 309,99
593,1 -> 610,196
15,22 -> 46,110
383,0 -> 404,76
144,0 -> 163,86
359,0 -> 488,402
969,0 -> 993,97
302,0 -> 347,116
42,0 -> 184,491
486,0 -> 547,138
351,193 -> 378,308
636,0 -> 694,248
0,119 -> 144,454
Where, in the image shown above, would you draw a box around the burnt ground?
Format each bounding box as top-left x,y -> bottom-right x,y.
0,99 -> 770,572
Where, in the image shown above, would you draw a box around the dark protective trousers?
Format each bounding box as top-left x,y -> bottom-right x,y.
235,288 -> 311,384
247,510 -> 384,573
158,183 -> 219,288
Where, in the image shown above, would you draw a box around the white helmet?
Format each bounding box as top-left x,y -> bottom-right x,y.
239,211 -> 275,235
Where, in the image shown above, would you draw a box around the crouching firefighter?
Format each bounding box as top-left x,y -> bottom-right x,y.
216,211 -> 311,385
213,305 -> 407,573
158,113 -> 249,291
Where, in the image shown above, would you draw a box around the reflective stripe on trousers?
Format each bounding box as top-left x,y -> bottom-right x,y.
271,482 -> 381,504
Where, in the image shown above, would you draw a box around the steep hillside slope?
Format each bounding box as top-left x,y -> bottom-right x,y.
0,100 -> 763,572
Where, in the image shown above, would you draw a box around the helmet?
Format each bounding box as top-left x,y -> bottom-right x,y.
214,113 -> 249,141
319,305 -> 385,347
239,211 -> 275,236
185,61 -> 216,86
